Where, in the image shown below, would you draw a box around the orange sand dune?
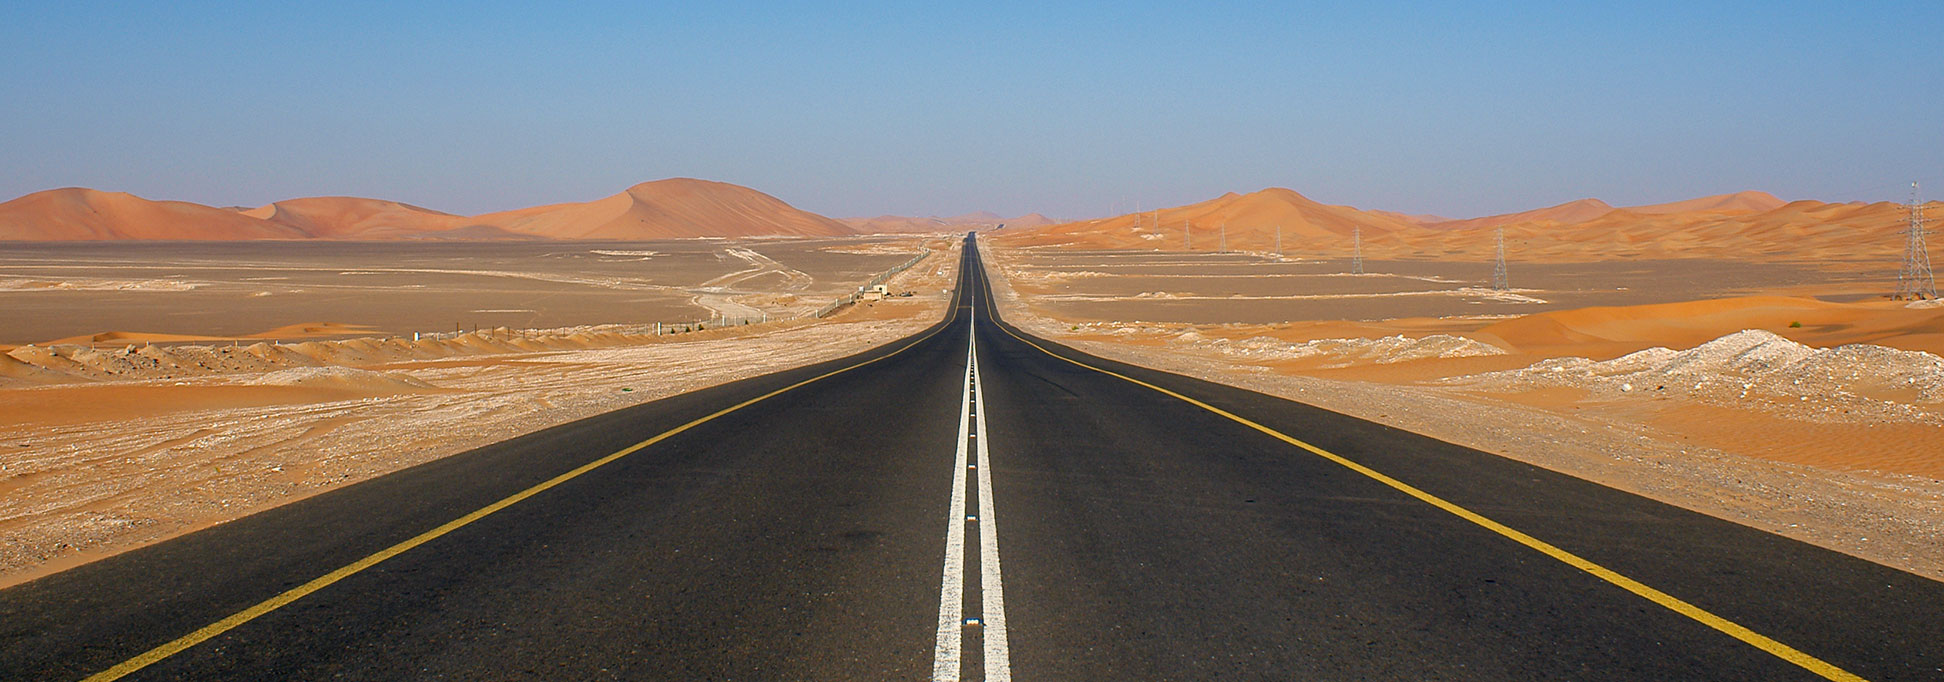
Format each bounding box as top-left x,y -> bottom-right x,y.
997,187 -> 1417,250
1423,198 -> 1616,231
0,179 -> 856,242
998,186 -> 1928,261
0,189 -> 307,241
473,178 -> 853,240
1369,210 -> 1452,225
1624,190 -> 1785,215
1445,198 -> 1931,261
243,197 -> 465,238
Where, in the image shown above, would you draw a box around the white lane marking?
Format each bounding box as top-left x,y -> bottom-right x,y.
934,283 -> 1013,681
972,332 -> 1013,680
932,350 -> 973,681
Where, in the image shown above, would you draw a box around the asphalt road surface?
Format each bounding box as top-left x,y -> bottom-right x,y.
3,235 -> 1940,681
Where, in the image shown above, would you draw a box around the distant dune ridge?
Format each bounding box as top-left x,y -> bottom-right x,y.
999,187 -> 1928,260
1002,187 -> 1425,250
0,178 -> 853,241
0,178 -> 1920,256
0,188 -> 311,241
843,211 -> 1056,234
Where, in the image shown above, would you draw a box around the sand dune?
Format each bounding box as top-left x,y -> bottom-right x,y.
1624,190 -> 1785,215
0,178 -> 855,242
1369,210 -> 1453,225
242,197 -> 465,238
997,186 -> 1930,261
0,188 -> 308,241
998,187 -> 1418,250
474,178 -> 853,240
1423,198 -> 1617,231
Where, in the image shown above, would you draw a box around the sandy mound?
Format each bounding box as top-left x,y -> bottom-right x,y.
1454,329 -> 1944,423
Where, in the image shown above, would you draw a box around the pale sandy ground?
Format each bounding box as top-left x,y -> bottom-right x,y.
984,245 -> 1944,582
0,241 -> 961,587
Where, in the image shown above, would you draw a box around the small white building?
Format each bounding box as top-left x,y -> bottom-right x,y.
861,284 -> 889,301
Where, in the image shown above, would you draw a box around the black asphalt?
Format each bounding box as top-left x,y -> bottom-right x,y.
2,235 -> 1940,680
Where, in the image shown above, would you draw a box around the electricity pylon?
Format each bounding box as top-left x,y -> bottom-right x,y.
1897,182 -> 1937,300
1492,226 -> 1509,291
1352,226 -> 1364,275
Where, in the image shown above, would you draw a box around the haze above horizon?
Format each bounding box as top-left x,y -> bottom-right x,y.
2,1 -> 1938,221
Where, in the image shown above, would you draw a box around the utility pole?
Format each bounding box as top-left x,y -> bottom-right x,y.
1352,226 -> 1364,275
1184,220 -> 1191,251
1275,224 -> 1283,257
1492,226 -> 1509,291
1220,221 -> 1228,253
1897,182 -> 1938,300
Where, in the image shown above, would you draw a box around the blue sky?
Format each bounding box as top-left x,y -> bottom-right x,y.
1,1 -> 1938,219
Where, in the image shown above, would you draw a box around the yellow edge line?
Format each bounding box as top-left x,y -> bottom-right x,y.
980,298 -> 1866,681
84,288 -> 961,682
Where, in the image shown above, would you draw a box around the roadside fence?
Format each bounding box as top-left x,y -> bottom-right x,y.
812,249 -> 932,319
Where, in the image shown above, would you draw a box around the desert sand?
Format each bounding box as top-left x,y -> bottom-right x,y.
0,178 -> 852,242
0,237 -> 925,346
983,192 -> 1944,581
1000,186 -> 1934,262
0,239 -> 960,587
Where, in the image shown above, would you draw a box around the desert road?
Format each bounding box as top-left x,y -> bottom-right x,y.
3,235 -> 1941,681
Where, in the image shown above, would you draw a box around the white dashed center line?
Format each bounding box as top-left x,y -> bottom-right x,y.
933,297 -> 1011,682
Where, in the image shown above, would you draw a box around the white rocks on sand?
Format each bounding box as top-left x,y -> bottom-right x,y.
1190,333 -> 1507,368
1453,329 -> 1944,423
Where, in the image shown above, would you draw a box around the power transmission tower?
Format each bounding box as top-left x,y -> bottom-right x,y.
1898,182 -> 1937,300
1352,226 -> 1364,274
1275,224 -> 1283,257
1220,221 -> 1228,253
1492,226 -> 1509,291
1184,220 -> 1191,251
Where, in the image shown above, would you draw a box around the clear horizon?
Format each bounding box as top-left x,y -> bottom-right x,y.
3,2 -> 1939,221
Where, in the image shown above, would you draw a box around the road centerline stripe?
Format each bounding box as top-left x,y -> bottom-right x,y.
79,256 -> 965,682
972,248 -> 1866,682
931,347 -> 973,680
934,287 -> 1013,682
971,332 -> 1012,681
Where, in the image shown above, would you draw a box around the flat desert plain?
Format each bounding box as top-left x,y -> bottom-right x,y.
984,243 -> 1944,580
0,237 -> 923,346
0,237 -> 959,586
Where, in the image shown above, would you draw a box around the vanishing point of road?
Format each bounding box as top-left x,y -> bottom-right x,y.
3,235 -> 1940,680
